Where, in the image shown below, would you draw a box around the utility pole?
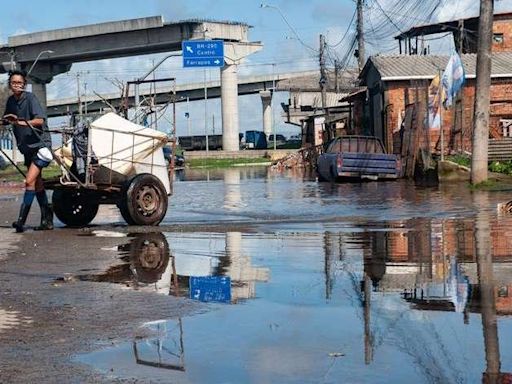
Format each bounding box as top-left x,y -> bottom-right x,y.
334,59 -> 339,93
471,0 -> 494,184
76,72 -> 82,117
356,0 -> 365,72
319,34 -> 330,140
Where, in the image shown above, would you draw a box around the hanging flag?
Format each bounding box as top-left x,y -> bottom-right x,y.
441,53 -> 466,108
428,74 -> 442,129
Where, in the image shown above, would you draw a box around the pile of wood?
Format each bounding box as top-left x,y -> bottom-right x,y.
271,145 -> 322,170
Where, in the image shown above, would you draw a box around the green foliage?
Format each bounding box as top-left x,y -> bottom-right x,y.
446,154 -> 471,167
187,157 -> 270,169
489,161 -> 512,175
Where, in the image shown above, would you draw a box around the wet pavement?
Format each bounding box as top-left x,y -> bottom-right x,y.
1,167 -> 512,383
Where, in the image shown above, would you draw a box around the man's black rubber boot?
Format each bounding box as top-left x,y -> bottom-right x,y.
12,203 -> 31,233
34,204 -> 54,231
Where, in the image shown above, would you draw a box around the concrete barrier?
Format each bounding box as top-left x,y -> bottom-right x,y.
183,149 -> 297,161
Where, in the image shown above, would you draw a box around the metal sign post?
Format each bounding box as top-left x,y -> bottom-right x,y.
182,40 -> 224,154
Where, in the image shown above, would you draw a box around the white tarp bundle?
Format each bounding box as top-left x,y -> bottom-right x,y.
90,112 -> 171,194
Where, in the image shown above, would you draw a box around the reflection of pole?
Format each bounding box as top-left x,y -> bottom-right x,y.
171,256 -> 179,296
364,273 -> 373,365
474,193 -> 501,380
324,232 -> 333,300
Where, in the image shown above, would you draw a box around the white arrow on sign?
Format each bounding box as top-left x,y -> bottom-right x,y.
214,59 -> 221,64
186,46 -> 194,54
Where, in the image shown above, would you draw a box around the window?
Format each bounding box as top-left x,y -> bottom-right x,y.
493,33 -> 504,44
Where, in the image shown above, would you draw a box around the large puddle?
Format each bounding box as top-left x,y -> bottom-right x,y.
76,168 -> 512,383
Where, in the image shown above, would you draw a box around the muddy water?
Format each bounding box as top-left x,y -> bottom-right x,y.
77,168 -> 512,383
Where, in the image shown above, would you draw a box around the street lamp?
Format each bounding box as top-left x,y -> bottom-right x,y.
26,50 -> 54,77
260,4 -> 315,52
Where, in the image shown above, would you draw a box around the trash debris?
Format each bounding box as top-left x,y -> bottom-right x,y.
497,201 -> 512,214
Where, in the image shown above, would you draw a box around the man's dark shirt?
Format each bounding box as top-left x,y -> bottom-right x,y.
4,91 -> 51,155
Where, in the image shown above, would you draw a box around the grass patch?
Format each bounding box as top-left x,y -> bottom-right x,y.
0,163 -> 62,182
446,154 -> 471,167
187,157 -> 270,169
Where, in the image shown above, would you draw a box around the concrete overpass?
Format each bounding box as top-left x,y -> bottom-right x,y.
46,71 -> 316,117
47,69 -> 359,133
0,16 -> 262,150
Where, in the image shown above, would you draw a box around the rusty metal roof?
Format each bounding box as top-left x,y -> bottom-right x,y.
360,52 -> 512,84
395,11 -> 512,40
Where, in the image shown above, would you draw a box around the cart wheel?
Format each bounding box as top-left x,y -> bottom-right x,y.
129,233 -> 170,283
120,173 -> 168,226
53,189 -> 99,228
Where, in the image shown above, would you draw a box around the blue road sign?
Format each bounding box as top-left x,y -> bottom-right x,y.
182,40 -> 224,68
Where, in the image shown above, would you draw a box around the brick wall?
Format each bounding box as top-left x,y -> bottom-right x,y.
356,78 -> 512,155
493,18 -> 512,52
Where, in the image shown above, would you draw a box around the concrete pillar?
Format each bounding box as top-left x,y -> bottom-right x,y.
221,64 -> 240,151
30,82 -> 48,114
260,90 -> 272,137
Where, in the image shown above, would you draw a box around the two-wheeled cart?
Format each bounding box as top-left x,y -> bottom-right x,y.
45,112 -> 172,227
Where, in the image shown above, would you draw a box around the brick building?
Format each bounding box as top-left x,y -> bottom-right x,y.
344,53 -> 512,155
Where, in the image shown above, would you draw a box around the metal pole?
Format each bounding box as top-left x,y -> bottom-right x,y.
204,69 -> 209,155
134,83 -> 140,124
84,82 -> 88,116
77,73 -> 82,118
272,63 -> 276,151
187,96 -> 191,136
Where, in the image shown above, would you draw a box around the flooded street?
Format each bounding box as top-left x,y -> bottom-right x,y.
2,167 -> 512,383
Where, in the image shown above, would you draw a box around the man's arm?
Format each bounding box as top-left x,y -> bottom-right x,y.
2,114 -> 44,128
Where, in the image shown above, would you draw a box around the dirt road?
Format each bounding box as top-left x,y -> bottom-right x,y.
0,193 -> 204,383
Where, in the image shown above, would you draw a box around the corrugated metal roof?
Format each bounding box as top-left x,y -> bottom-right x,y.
363,52 -> 512,82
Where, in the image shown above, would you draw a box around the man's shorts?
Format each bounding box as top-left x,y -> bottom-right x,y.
24,147 -> 52,169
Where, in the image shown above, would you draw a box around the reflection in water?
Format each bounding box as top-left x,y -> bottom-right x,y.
223,168 -> 242,211
133,319 -> 185,372
79,202 -> 512,383
76,233 -> 172,289
473,194 -> 508,383
76,231 -> 269,304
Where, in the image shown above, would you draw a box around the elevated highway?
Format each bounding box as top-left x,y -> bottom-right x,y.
46,70 -> 320,117
0,16 -> 261,150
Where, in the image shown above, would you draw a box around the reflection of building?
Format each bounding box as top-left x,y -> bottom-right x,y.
77,231 -> 270,304
360,217 -> 512,316
221,232 -> 270,302
169,232 -> 269,303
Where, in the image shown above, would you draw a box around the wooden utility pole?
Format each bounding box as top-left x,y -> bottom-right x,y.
356,0 -> 365,72
471,0 -> 494,184
319,34 -> 331,139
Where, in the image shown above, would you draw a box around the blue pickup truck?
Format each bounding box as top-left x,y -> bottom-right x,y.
316,136 -> 401,182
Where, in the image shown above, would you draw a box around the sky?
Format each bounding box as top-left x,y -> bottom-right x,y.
1,0 -> 511,138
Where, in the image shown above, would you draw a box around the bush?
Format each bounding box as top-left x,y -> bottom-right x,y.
489,161 -> 512,175
446,154 -> 471,167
